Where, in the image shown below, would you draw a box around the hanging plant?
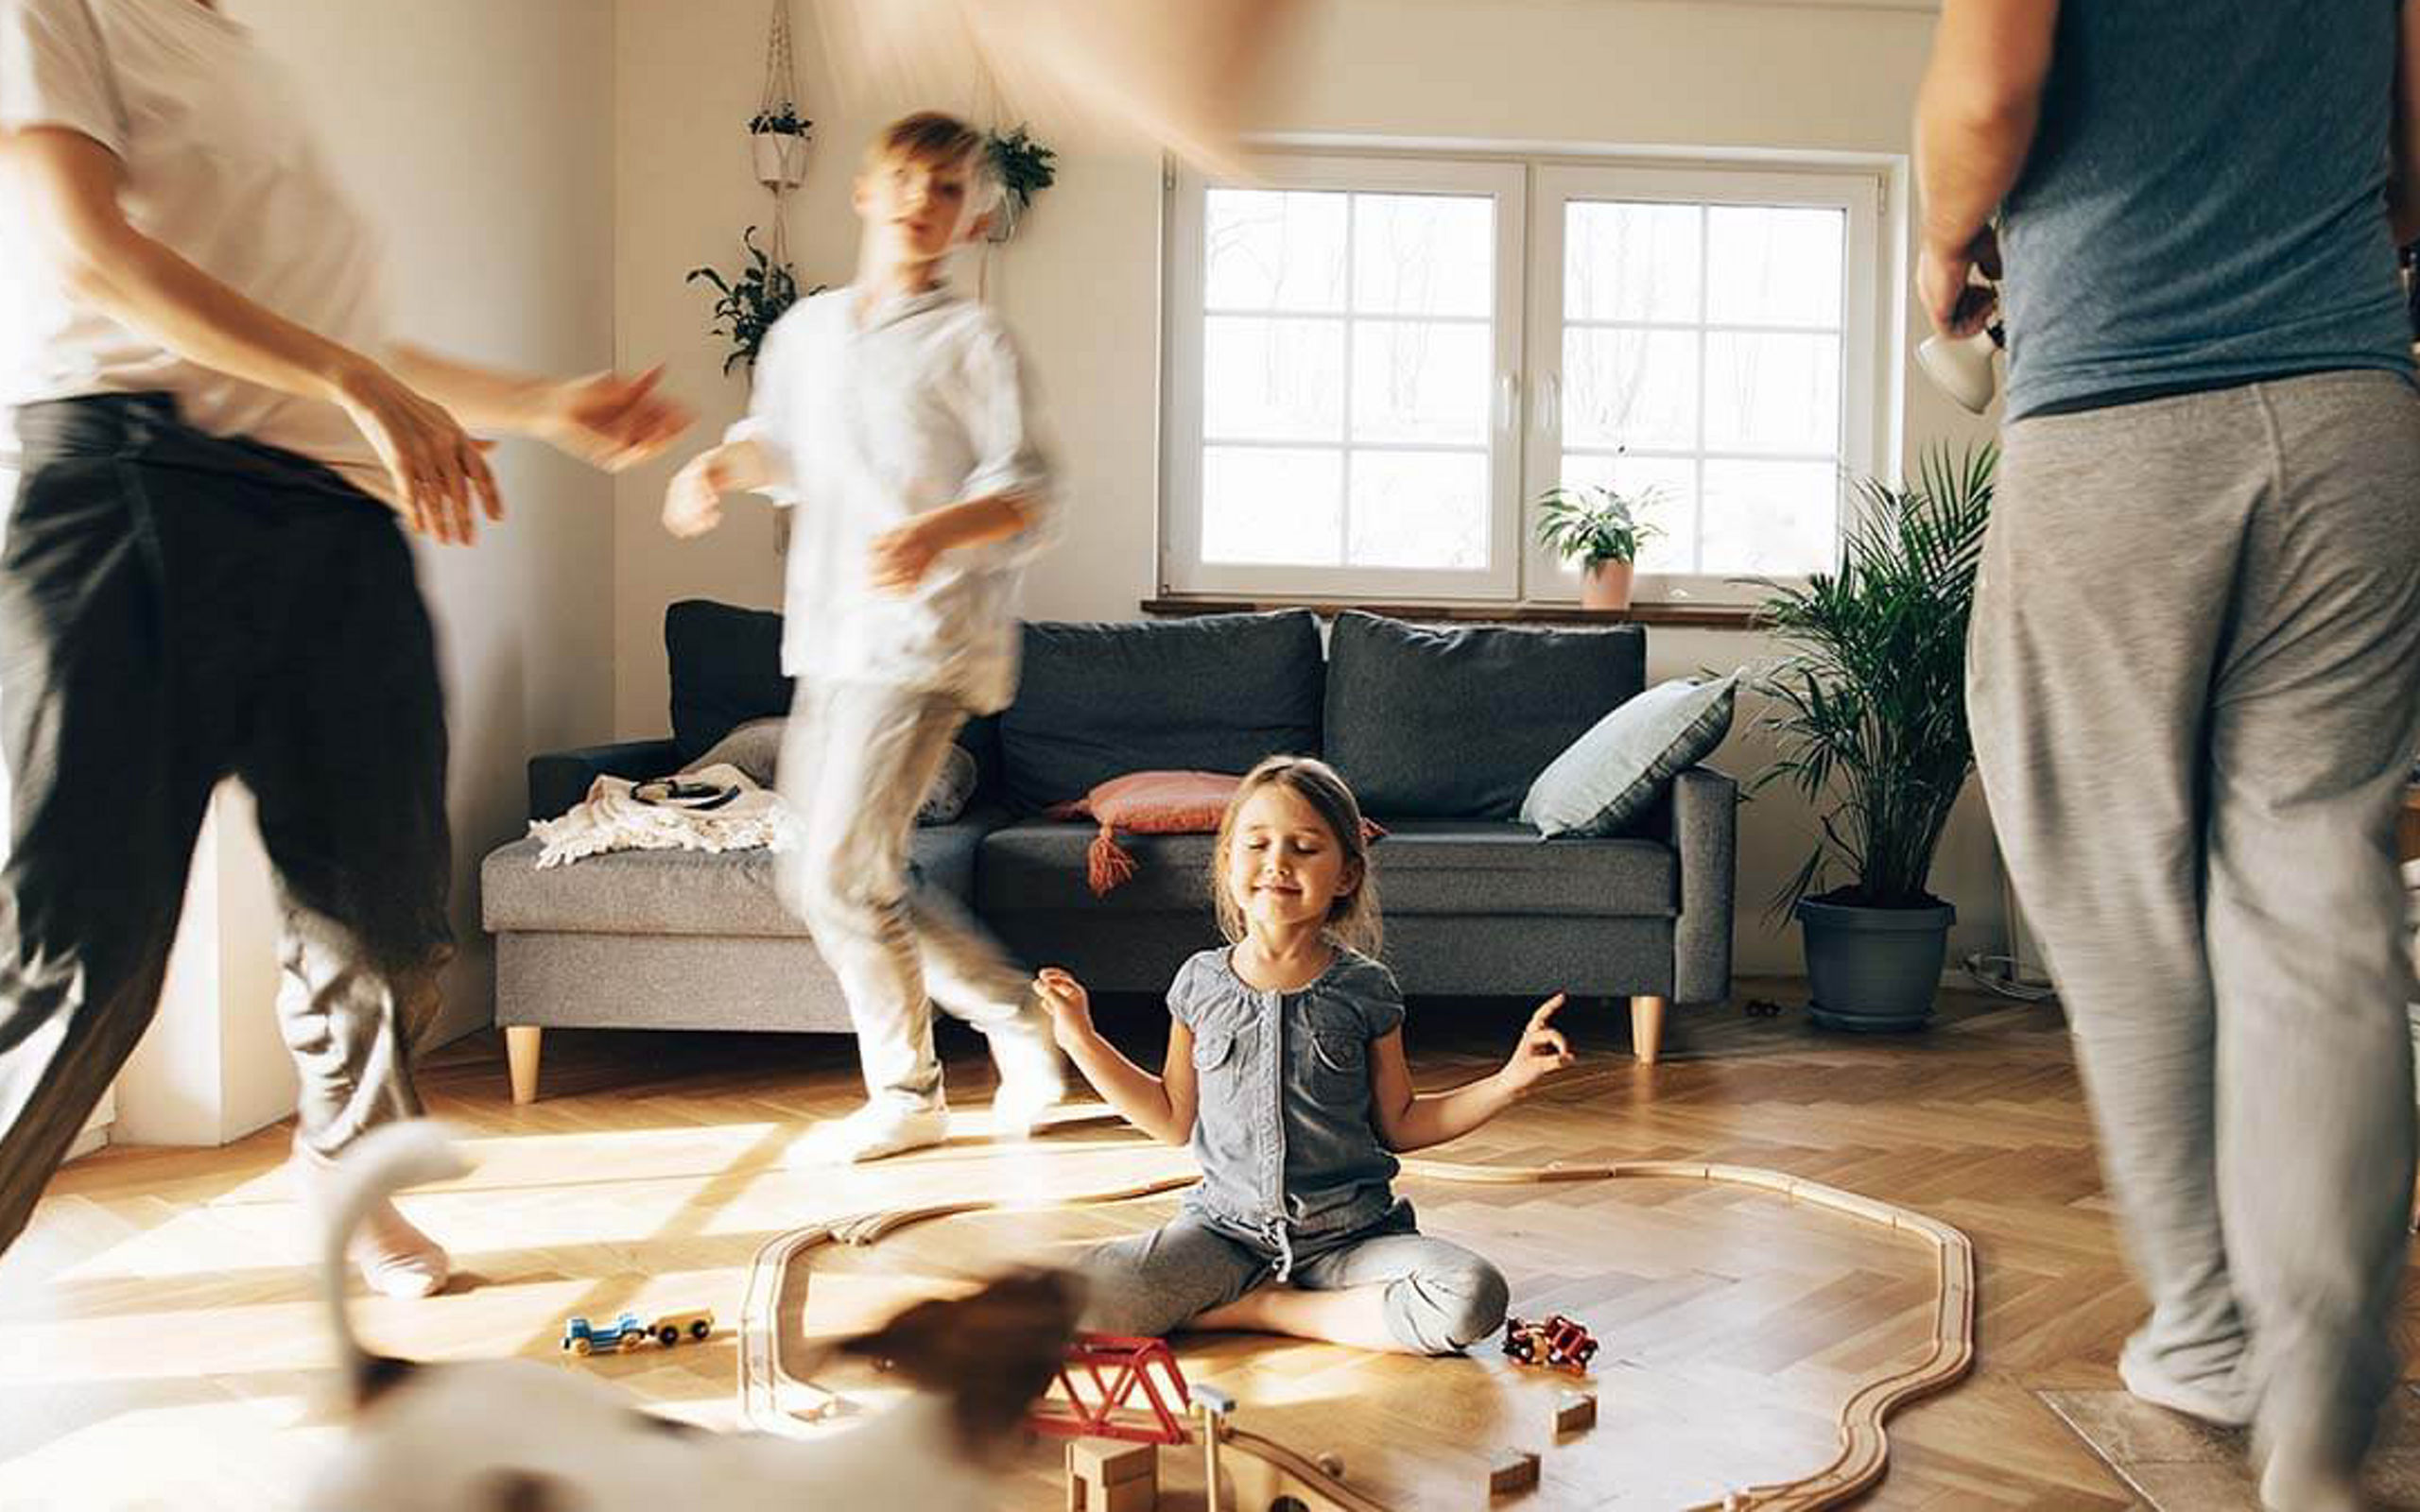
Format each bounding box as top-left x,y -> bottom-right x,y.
686,226 -> 821,374
751,109 -> 811,189
750,2 -> 809,188
985,125 -> 1058,241
749,105 -> 810,137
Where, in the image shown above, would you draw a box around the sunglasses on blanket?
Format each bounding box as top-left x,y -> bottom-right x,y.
631,778 -> 741,811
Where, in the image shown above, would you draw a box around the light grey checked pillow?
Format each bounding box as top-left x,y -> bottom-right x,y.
682,717 -> 784,788
681,718 -> 978,825
1519,673 -> 1737,838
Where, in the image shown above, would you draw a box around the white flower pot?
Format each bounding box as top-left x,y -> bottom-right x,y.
752,131 -> 809,189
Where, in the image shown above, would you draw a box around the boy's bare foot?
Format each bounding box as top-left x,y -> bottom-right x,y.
988,1028 -> 1068,1138
790,1101 -> 951,1164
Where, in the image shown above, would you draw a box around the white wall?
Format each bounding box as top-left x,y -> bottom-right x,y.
102,0 -> 621,1144
247,0 -> 621,1051
613,0 -> 2007,977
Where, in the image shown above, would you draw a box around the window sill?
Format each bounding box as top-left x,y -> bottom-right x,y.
1140,596 -> 1768,630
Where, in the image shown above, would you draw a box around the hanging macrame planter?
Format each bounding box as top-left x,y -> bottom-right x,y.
983,124 -> 1056,244
749,1 -> 810,190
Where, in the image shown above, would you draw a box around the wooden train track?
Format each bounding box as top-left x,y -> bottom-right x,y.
737,1160 -> 1976,1509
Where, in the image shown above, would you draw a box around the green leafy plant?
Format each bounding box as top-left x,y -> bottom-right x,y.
1750,443 -> 1997,912
685,227 -> 821,374
1535,483 -> 1665,568
749,105 -> 810,136
986,125 -> 1058,217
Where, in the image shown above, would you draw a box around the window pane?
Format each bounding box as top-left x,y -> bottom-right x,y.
1352,194 -> 1494,318
1702,459 -> 1838,576
1205,189 -> 1347,312
1565,201 -> 1700,323
1204,317 -> 1344,442
1202,446 -> 1343,565
1704,332 -> 1841,455
1705,206 -> 1845,329
1351,319 -> 1491,444
1564,327 -> 1698,451
1556,453 -> 1696,576
1348,449 -> 1490,569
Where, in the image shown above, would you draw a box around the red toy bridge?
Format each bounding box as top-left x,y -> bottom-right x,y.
1028,1332 -> 1191,1445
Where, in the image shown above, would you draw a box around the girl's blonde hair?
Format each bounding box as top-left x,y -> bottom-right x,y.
1210,755 -> 1383,957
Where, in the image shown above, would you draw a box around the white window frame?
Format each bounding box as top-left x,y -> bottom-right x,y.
1160,147 -> 1891,607
1525,163 -> 1883,607
1162,154 -> 1528,600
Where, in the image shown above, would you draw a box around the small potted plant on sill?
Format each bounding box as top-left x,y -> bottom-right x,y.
686,226 -> 820,375
1535,482 -> 1665,611
1751,443 -> 1996,1033
985,124 -> 1057,242
750,104 -> 811,189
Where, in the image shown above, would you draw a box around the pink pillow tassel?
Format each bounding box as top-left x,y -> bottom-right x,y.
1087,825 -> 1142,896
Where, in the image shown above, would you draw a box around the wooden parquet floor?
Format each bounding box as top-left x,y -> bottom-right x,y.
4,981 -> 2414,1509
764,1161 -> 1965,1509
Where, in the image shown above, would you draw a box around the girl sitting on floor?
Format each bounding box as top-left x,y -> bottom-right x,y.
1034,755 -> 1576,1354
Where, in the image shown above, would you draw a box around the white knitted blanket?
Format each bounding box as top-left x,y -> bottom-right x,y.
528,764 -> 789,868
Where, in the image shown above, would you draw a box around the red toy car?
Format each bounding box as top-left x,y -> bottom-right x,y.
1502,1314 -> 1599,1374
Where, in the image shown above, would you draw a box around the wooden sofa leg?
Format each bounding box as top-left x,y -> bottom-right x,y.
1630,996 -> 1667,1066
506,1025 -> 544,1106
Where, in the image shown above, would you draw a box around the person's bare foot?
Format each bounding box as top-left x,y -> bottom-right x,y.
988,1028 -> 1067,1138
351,1196 -> 451,1298
2119,1330 -> 2251,1429
788,1101 -> 951,1164
291,1146 -> 453,1298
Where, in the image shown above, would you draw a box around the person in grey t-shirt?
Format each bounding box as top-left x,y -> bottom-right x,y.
1917,5 -> 2420,1506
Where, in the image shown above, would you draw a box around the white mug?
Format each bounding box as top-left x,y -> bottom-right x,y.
1918,328 -> 2000,415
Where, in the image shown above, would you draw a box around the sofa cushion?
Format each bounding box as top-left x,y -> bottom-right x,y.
482,808 -> 1002,936
663,600 -> 1006,795
977,817 -> 1674,918
999,610 -> 1324,812
1322,612 -> 1646,819
680,716 -> 785,786
1522,673 -> 1738,838
666,599 -> 790,763
675,720 -> 978,825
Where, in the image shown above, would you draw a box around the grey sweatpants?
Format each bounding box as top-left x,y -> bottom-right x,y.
775,679 -> 1051,1110
1078,1201 -> 1511,1355
0,395 -> 450,1263
1968,369 -> 2420,1468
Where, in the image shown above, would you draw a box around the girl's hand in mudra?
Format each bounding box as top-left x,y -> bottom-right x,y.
1496,993 -> 1575,1095
1034,967 -> 1097,1045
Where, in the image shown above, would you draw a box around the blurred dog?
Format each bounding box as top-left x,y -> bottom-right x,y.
304,1121 -> 1080,1512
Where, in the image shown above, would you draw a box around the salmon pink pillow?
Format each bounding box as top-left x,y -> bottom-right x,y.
1049,771 -> 1242,895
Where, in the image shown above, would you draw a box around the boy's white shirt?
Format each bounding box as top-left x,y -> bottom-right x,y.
728,283 -> 1059,714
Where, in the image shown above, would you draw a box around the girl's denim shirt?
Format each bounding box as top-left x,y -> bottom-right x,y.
1172,945 -> 1406,1271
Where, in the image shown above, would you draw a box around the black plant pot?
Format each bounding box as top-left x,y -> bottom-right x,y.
1795,896 -> 1958,1032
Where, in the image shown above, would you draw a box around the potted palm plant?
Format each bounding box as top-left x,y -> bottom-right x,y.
1536,483 -> 1664,610
1752,444 -> 1996,1032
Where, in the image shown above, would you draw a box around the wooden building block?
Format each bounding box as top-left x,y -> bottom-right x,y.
1065,1439 -> 1158,1512
1069,1438 -> 1157,1486
1553,1390 -> 1597,1435
1488,1449 -> 1540,1496
1065,1467 -> 1157,1512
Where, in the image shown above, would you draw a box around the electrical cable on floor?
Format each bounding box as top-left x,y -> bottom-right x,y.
1961,952 -> 2058,1003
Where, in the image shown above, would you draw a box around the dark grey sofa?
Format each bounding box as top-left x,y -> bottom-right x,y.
480,601 -> 1735,1102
